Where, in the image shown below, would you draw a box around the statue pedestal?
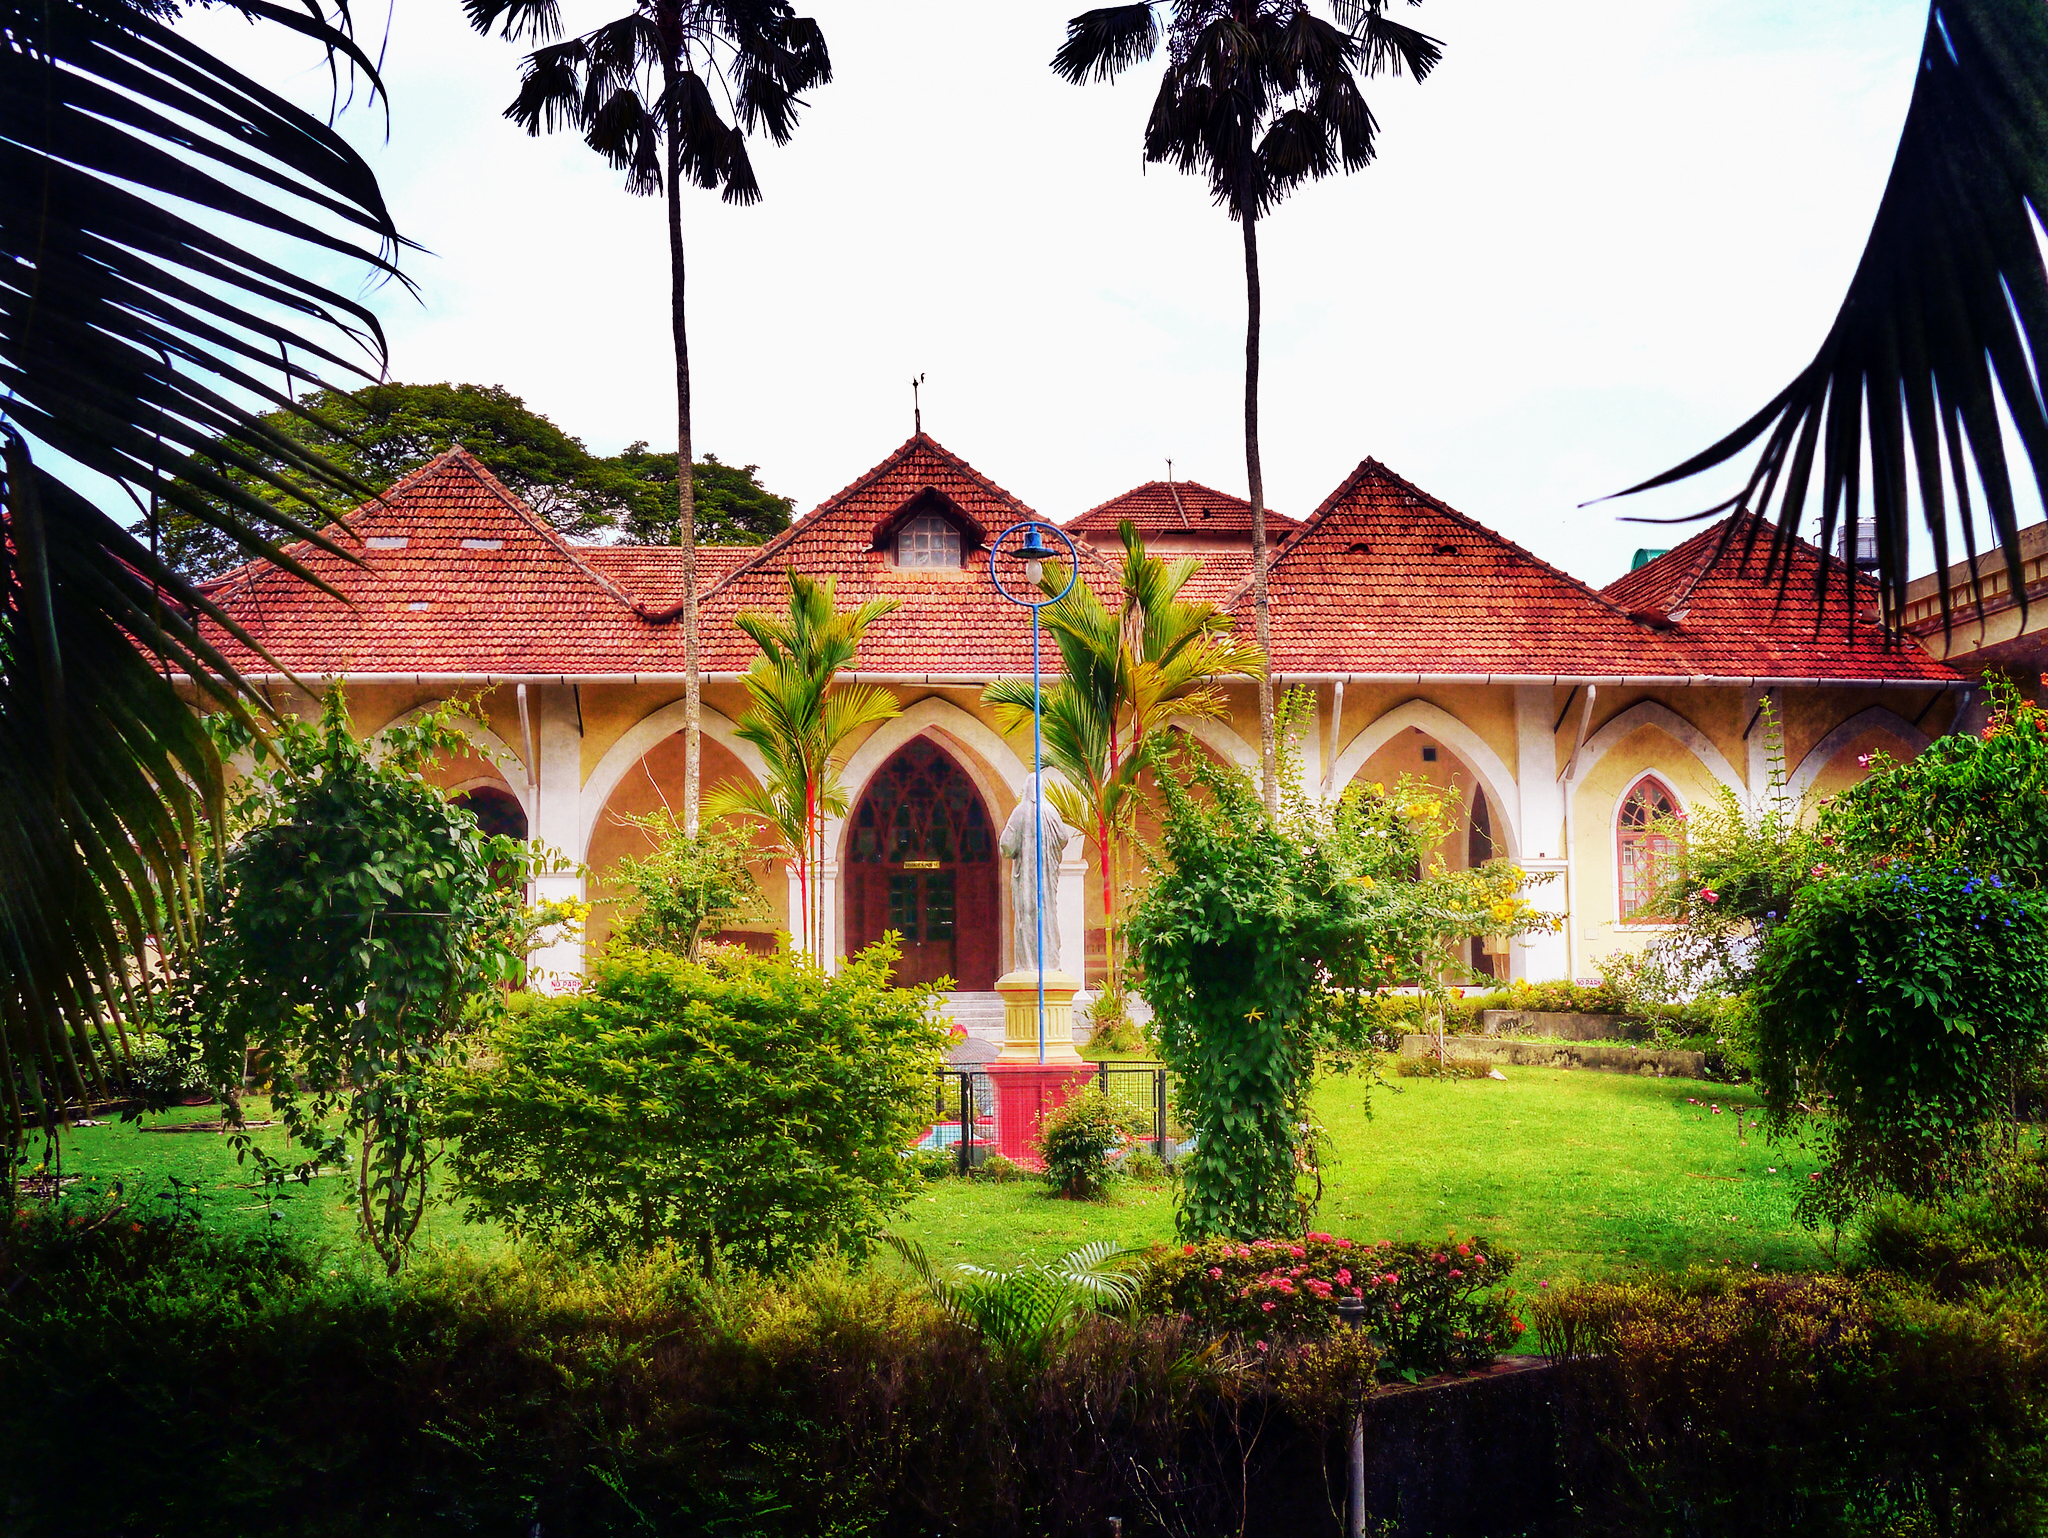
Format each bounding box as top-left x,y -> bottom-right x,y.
994,968 -> 1083,1064
987,967 -> 1090,1169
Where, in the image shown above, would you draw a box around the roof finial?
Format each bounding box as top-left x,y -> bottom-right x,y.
911,372 -> 925,436
1165,457 -> 1190,527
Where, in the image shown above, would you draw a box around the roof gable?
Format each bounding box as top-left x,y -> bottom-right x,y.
1600,516 -> 1959,683
1244,458 -> 1679,676
1067,479 -> 1299,541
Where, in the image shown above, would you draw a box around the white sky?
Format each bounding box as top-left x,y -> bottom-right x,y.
176,0 -> 1947,586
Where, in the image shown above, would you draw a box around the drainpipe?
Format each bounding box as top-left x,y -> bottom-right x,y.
1557,686 -> 1597,984
1323,679 -> 1345,798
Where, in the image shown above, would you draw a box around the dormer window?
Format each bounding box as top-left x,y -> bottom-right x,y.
896,513 -> 962,569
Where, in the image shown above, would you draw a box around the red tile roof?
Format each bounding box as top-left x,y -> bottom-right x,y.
194,442 -> 1967,687
1239,459 -> 1697,677
691,433 -> 1117,674
1066,480 -> 1298,542
1600,516 -> 1963,684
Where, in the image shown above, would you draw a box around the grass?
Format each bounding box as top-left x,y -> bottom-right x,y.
42,1068 -> 1824,1292
889,1065 -> 1827,1290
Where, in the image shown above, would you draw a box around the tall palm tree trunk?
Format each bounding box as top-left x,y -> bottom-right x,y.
1242,203 -> 1277,814
663,53 -> 702,838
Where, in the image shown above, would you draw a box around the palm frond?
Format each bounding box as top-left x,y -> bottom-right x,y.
1,0 -> 405,1151
1608,0 -> 2048,634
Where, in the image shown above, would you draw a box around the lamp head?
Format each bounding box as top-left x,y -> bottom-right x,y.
1011,527 -> 1057,585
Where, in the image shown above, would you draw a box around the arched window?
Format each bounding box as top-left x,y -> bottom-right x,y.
1617,775 -> 1678,922
895,514 -> 962,569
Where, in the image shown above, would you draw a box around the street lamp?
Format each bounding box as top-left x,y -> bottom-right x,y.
989,519 -> 1078,1063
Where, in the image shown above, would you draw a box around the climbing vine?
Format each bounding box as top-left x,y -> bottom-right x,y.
1127,693 -> 1553,1240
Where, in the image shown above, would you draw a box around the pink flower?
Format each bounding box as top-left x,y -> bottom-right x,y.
1307,1231 -> 1333,1243
1457,1243 -> 1470,1257
1539,1281 -> 1549,1289
1474,1254 -> 1488,1266
1857,753 -> 1871,767
1336,1238 -> 1353,1249
1261,1301 -> 1276,1313
1336,1268 -> 1352,1285
1351,1286 -> 1363,1298
1288,1245 -> 1305,1258
1208,1267 -> 1223,1280
1701,888 -> 1720,905
1450,1268 -> 1464,1279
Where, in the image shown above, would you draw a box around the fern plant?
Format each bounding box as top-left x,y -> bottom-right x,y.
886,1236 -> 1138,1366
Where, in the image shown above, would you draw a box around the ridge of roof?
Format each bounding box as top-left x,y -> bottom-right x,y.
1246,457 -> 1653,627
701,432 -> 1040,603
1067,478 -> 1300,532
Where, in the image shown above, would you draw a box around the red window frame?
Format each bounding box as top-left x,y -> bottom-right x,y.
1616,774 -> 1679,923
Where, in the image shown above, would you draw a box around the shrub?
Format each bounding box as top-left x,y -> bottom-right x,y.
1859,1152 -> 2048,1294
608,814 -> 766,958
976,1152 -> 1023,1183
1534,1269 -> 2048,1536
434,936 -> 950,1270
0,1205 -> 1343,1538
1751,859 -> 2048,1220
1393,1054 -> 1494,1079
1034,1088 -> 1134,1199
1137,1231 -> 1522,1377
1124,1148 -> 1167,1186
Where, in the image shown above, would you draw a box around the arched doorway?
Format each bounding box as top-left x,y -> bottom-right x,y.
453,786 -> 527,841
845,738 -> 1000,989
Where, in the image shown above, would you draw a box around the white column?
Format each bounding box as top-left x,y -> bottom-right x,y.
816,852 -> 842,975
1057,842 -> 1088,986
527,684 -> 586,989
786,866 -> 811,960
1512,685 -> 1571,982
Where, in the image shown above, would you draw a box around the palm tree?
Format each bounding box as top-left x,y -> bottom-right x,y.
706,572 -> 899,964
984,522 -> 1263,997
1613,1 -> 2048,634
2,0 -> 404,1152
465,0 -> 831,838
1052,0 -> 1440,809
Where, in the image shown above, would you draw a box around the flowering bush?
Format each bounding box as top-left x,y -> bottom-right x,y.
1033,1088 -> 1137,1199
1135,1231 -> 1523,1376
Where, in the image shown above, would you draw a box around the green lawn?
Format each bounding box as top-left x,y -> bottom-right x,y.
46,1067 -> 1825,1288
889,1066 -> 1829,1288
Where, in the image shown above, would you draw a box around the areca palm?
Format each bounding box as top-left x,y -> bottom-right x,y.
1615,0 -> 2048,633
706,572 -> 899,963
1053,0 -> 1440,809
2,0 -> 403,1149
465,0 -> 830,838
984,523 -> 1263,996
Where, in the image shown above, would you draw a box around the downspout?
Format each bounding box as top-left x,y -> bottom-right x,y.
1323,679 -> 1345,798
1556,685 -> 1597,984
516,682 -> 539,903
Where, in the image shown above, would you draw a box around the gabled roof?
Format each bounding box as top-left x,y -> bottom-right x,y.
1067,479 -> 1298,542
201,447 -> 652,675
1600,516 -> 1962,683
1242,458 -> 1688,676
684,433 -> 1117,674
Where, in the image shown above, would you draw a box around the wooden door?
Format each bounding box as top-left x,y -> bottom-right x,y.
844,739 -> 997,989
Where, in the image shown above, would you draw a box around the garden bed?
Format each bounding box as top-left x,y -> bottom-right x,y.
1400,1033 -> 1706,1078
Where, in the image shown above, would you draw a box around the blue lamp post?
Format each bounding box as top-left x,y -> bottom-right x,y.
990,519 -> 1079,1064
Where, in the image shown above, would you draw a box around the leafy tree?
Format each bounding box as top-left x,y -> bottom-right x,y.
608,445 -> 795,546
1752,861 -> 2048,1229
1127,696 -> 1551,1239
1,0 -> 401,1153
706,571 -> 900,963
435,937 -> 950,1270
1612,2 -> 2048,634
1052,0 -> 1441,809
187,692 -> 531,1273
983,520 -> 1262,1003
155,385 -> 796,580
1824,673 -> 2048,883
467,0 -> 834,839
609,812 -> 766,957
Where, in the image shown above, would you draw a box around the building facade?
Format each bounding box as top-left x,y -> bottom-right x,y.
200,434 -> 1968,996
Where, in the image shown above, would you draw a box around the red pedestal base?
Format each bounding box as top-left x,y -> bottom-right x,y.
986,1062 -> 1095,1169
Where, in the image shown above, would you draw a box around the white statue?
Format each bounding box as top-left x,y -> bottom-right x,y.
999,770 -> 1076,974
